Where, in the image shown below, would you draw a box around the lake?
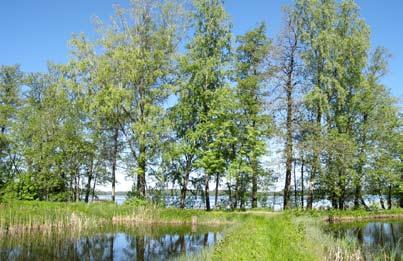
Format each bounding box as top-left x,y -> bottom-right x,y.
326,221 -> 402,260
0,225 -> 223,261
97,194 -> 340,210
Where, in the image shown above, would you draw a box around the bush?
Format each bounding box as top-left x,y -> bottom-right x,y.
1,173 -> 39,201
124,197 -> 150,207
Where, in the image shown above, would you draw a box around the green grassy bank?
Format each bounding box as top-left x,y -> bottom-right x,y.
0,201 -> 402,260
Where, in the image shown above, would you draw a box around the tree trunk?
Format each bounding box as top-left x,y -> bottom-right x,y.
283,75 -> 293,210
300,159 -> 304,209
214,173 -> 219,208
355,113 -> 367,209
400,173 -> 403,208
84,174 -> 92,203
179,166 -> 190,209
70,176 -> 74,202
387,184 -> 392,209
137,142 -> 146,198
307,167 -> 315,209
307,108 -> 321,209
293,160 -> 297,208
354,182 -> 362,209
92,171 -> 97,201
234,177 -> 239,209
360,196 -> 370,210
251,173 -> 258,208
379,193 -> 385,209
400,190 -> 403,208
204,173 -> 210,211
251,158 -> 258,208
84,158 -> 94,203
239,175 -> 246,209
227,182 -> 232,209
111,127 -> 119,202
75,171 -> 80,202
338,170 -> 346,210
339,192 -> 345,210
331,194 -> 338,209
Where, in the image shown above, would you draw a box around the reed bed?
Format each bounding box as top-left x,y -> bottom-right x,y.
0,200 -> 236,235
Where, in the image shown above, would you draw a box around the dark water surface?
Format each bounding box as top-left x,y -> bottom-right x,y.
0,225 -> 223,261
326,221 -> 402,260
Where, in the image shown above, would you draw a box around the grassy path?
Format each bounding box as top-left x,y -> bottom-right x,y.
211,213 -> 319,261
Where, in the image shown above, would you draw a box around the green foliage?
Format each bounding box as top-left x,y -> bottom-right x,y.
124,197 -> 150,207
0,0 -> 400,210
232,23 -> 273,207
181,0 -> 232,175
0,65 -> 22,189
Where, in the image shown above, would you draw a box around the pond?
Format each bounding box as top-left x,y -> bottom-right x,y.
326,221 -> 402,260
0,225 -> 223,260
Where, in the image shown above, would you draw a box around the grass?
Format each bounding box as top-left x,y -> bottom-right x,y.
212,214 -> 318,260
0,200 -> 402,260
0,200 -> 243,234
287,208 -> 403,223
292,216 -> 364,260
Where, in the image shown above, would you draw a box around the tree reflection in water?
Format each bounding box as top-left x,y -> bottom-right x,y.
327,221 -> 402,260
0,226 -> 223,261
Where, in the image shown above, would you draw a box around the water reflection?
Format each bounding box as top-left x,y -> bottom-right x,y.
327,221 -> 402,260
0,227 -> 222,261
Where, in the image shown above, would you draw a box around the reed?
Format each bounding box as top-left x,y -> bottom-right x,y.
0,201 -> 236,235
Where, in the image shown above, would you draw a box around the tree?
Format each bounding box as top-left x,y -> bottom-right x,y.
75,0 -> 183,199
167,99 -> 198,208
0,65 -> 22,189
12,69 -> 91,201
179,0 -> 232,211
294,0 -> 370,209
235,23 -> 272,208
64,37 -> 112,202
362,49 -> 400,209
293,0 -> 338,209
274,11 -> 301,209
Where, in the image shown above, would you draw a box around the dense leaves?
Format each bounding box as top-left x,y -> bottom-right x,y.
0,0 -> 400,209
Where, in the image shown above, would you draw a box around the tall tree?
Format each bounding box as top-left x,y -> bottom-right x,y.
65,36 -> 112,202
0,65 -> 22,189
89,0 -> 182,198
180,0 -> 232,211
274,11 -> 301,209
294,0 -> 370,209
293,0 -> 338,208
235,23 -> 272,208
13,69 -> 91,201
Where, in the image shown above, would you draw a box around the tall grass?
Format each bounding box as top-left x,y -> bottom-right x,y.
0,200 -> 238,234
292,216 -> 364,260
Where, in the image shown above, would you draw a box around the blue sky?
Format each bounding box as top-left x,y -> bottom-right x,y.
1,0 -> 401,97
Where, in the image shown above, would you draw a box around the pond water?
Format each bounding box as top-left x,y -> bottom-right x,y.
0,225 -> 223,261
326,221 -> 402,260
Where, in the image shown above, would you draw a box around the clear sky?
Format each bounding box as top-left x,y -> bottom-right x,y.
1,1 -> 402,191
1,0 -> 402,97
